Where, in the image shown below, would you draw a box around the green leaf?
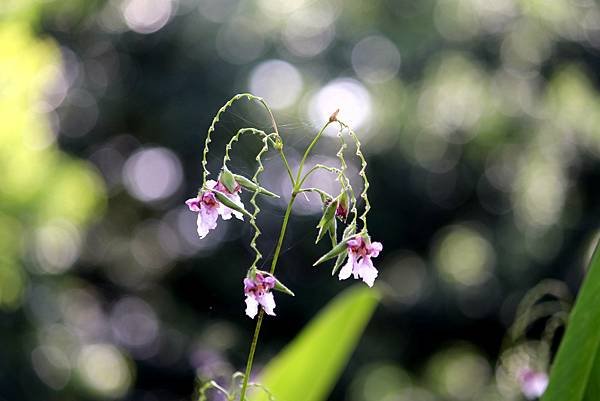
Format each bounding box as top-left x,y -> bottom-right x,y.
542,241 -> 600,401
331,251 -> 347,276
313,239 -> 349,266
249,285 -> 380,401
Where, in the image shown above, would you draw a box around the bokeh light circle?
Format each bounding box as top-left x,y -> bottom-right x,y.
249,60 -> 303,110
352,35 -> 401,83
308,78 -> 372,130
123,147 -> 183,203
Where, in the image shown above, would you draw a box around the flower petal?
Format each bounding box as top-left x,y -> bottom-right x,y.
258,292 -> 276,316
245,295 -> 259,319
197,204 -> 219,238
206,180 -> 218,190
356,257 -> 378,287
368,241 -> 383,257
185,197 -> 201,212
338,252 -> 355,281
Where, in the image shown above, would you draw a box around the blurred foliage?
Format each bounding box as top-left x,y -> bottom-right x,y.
250,286 -> 379,401
0,20 -> 105,310
1,0 -> 600,400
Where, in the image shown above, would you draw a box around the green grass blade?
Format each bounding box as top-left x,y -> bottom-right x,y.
249,285 -> 380,401
542,241 -> 600,401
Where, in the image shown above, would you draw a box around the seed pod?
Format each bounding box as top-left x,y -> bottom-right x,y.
232,174 -> 279,198
219,168 -> 238,193
213,190 -> 252,218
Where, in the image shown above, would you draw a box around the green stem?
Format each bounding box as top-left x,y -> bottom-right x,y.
239,120 -> 329,401
295,122 -> 331,185
239,309 -> 264,400
239,193 -> 297,401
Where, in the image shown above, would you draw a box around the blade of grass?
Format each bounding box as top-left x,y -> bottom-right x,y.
542,241 -> 600,401
249,285 -> 380,401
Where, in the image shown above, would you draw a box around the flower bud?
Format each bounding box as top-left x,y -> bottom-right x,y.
335,191 -> 349,221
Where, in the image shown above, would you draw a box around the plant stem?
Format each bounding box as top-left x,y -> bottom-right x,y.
239,121 -> 329,401
295,122 -> 331,184
239,193 -> 297,401
239,309 -> 264,401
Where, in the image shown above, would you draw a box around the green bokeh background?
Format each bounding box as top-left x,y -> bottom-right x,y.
1,0 -> 600,400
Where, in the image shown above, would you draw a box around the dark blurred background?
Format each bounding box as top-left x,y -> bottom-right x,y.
1,0 -> 600,400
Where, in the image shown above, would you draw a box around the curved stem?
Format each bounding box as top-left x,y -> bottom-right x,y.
297,164 -> 344,189
254,96 -> 295,186
294,122 -> 331,187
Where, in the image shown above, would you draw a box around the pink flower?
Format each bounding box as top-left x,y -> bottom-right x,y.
338,235 -> 382,287
243,273 -> 277,319
518,368 -> 548,399
186,179 -> 245,239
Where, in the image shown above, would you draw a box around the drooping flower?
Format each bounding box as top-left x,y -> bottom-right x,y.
338,235 -> 382,287
186,189 -> 220,239
518,368 -> 549,399
186,179 -> 245,239
243,272 -> 277,319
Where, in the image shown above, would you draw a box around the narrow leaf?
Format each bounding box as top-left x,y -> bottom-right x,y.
316,201 -> 336,244
313,239 -> 349,266
249,286 -> 380,401
542,241 -> 600,401
331,251 -> 347,276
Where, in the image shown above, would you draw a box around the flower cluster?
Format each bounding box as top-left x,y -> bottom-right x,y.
187,94 -> 383,401
186,94 -> 382,322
